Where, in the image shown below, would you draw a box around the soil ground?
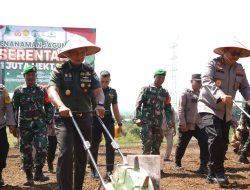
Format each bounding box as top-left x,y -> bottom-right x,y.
1,142 -> 250,190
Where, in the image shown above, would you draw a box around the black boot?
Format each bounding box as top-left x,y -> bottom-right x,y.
24,169 -> 34,186
0,168 -> 4,187
34,166 -> 49,181
197,164 -> 208,174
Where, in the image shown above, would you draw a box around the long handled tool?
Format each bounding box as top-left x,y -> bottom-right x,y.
71,115 -> 112,190
95,115 -> 155,190
95,116 -> 127,165
233,100 -> 250,119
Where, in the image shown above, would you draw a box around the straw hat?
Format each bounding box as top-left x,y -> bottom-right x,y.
214,40 -> 250,58
58,38 -> 101,58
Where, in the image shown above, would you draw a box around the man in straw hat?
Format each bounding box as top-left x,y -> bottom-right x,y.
48,38 -> 105,190
198,40 -> 250,185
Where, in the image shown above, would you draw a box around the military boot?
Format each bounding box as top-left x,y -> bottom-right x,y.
197,164 -> 208,174
24,169 -> 34,186
0,168 -> 4,187
34,166 -> 49,181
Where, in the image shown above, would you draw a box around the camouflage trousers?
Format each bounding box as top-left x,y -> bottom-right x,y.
140,123 -> 163,155
241,131 -> 250,157
19,119 -> 47,170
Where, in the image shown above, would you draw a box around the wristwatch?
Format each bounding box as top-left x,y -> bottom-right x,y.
118,122 -> 122,127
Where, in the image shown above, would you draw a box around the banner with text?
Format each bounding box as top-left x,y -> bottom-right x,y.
0,25 -> 97,91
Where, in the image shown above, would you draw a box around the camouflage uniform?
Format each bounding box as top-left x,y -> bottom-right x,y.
135,84 -> 171,155
12,84 -> 54,170
239,103 -> 250,162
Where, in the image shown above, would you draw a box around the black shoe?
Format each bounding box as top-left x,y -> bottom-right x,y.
0,173 -> 4,187
197,165 -> 208,174
105,171 -> 112,181
24,169 -> 34,186
206,175 -> 217,184
160,170 -> 167,175
90,170 -> 99,179
215,173 -> 228,185
34,173 -> 49,181
175,163 -> 182,169
34,167 -> 49,181
23,178 -> 34,186
239,156 -> 250,164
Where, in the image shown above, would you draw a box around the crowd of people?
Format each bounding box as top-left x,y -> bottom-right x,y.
0,38 -> 250,189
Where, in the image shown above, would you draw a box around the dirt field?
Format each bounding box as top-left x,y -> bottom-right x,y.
1,142 -> 250,190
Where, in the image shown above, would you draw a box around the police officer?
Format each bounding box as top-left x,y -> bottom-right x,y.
0,84 -> 17,187
135,69 -> 171,155
48,38 -> 105,190
238,103 -> 250,164
90,70 -> 122,179
175,74 -> 208,174
198,40 -> 250,185
12,64 -> 54,186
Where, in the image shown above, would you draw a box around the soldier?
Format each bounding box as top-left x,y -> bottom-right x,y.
48,38 -> 105,190
0,84 -> 17,187
175,74 -> 208,173
90,70 -> 122,179
135,69 -> 171,155
198,40 -> 250,185
12,64 -> 54,186
238,103 -> 250,164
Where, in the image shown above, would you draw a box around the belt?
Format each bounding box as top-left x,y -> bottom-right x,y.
73,113 -> 84,117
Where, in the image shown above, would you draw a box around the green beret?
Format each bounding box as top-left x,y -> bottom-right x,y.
154,69 -> 166,76
22,64 -> 37,75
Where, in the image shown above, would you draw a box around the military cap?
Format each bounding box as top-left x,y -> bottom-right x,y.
154,69 -> 166,76
22,64 -> 37,75
191,74 -> 201,81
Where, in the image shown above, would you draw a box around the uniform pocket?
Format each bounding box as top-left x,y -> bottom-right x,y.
234,76 -> 243,91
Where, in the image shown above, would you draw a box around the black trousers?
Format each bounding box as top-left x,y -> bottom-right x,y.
47,136 -> 57,165
90,115 -> 115,173
200,113 -> 230,176
0,127 -> 9,171
175,125 -> 208,166
56,115 -> 92,190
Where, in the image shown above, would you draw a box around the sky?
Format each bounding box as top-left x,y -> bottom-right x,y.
1,0 -> 250,113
